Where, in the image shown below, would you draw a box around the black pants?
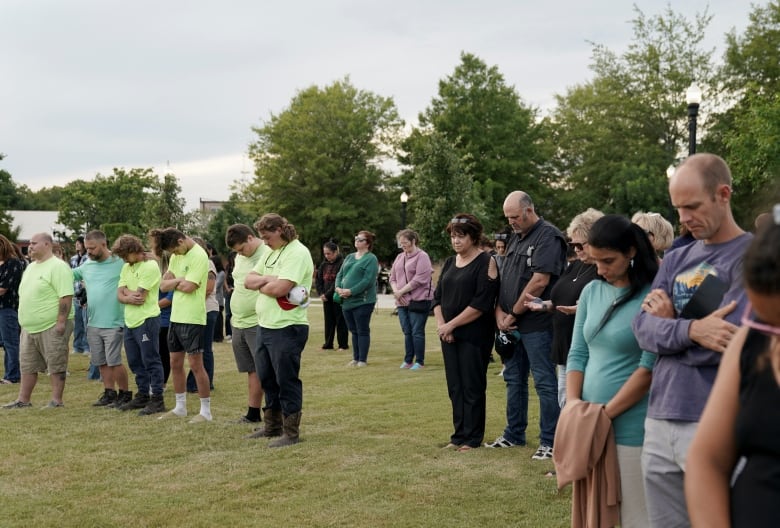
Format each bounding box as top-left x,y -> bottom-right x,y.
442,339 -> 490,447
256,325 -> 309,416
322,299 -> 348,349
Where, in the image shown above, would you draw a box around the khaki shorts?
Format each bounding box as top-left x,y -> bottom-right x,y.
20,320 -> 75,375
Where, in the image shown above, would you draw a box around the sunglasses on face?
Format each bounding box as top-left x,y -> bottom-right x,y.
741,302 -> 780,337
568,242 -> 585,251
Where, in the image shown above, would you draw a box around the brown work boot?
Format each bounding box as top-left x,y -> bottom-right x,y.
244,408 -> 282,439
268,411 -> 301,448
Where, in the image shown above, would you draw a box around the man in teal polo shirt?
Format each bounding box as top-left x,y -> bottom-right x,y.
74,230 -> 130,408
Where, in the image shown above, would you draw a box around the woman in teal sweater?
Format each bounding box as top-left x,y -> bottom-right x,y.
566,215 -> 659,528
335,230 -> 378,367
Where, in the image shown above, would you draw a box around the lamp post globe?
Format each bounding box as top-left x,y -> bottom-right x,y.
400,192 -> 409,230
686,82 -> 702,156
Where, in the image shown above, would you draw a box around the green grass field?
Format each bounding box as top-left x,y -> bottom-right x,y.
0,305 -> 571,528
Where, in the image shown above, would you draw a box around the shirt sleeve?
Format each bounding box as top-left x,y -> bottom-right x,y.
469,254 -> 498,313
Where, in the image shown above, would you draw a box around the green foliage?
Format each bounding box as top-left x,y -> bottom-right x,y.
405,132 -> 485,261
412,52 -> 546,227
547,6 -> 714,226
101,222 -> 141,243
57,167 -> 158,235
247,77 -> 405,262
142,173 -> 188,232
205,195 -> 260,255
708,2 -> 780,226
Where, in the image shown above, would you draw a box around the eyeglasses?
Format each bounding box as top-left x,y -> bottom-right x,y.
354,237 -> 366,242
568,242 -> 585,251
450,218 -> 469,224
741,302 -> 780,337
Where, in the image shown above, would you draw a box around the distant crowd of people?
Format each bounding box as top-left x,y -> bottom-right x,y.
0,152 -> 777,525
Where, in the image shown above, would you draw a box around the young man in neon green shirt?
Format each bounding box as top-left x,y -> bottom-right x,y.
226,224 -> 270,424
150,228 -> 212,423
115,235 -> 166,416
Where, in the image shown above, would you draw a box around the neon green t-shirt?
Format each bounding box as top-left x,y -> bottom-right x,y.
18,257 -> 75,333
168,242 -> 208,325
252,239 -> 313,329
230,243 -> 270,329
118,259 -> 162,329
73,255 -> 125,328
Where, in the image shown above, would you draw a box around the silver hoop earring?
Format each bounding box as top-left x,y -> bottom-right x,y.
630,258 -> 634,268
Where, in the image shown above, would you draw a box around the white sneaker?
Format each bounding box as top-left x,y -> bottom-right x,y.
531,445 -> 553,460
356,361 -> 367,368
347,360 -> 358,367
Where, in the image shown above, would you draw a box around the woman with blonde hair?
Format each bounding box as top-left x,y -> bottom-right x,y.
631,211 -> 674,258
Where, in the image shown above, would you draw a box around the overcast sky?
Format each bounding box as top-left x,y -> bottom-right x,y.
1,0 -> 752,210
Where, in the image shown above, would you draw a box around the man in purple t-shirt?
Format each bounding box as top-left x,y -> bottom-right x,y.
632,153 -> 752,527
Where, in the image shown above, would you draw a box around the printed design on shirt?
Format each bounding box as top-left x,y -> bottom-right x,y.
672,262 -> 718,314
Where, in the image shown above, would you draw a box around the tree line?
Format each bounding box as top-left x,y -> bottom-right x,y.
3,3 -> 778,262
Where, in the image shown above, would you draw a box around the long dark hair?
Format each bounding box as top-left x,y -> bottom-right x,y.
588,214 -> 659,336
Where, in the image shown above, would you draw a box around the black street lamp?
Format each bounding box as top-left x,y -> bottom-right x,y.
686,82 -> 702,156
400,192 -> 409,229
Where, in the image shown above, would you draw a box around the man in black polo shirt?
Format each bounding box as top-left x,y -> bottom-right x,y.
486,191 -> 566,460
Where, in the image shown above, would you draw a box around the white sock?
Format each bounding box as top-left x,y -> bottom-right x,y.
173,393 -> 187,416
199,397 -> 212,420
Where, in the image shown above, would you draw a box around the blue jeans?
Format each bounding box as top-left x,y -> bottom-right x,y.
187,310 -> 217,391
342,303 -> 375,362
501,330 -> 559,446
124,317 -> 164,396
397,307 -> 428,365
0,308 -> 20,382
73,298 -> 89,352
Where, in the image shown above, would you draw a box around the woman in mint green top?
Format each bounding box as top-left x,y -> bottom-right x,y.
335,230 -> 378,366
565,215 -> 659,528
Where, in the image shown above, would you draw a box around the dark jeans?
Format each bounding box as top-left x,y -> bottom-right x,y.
73,298 -> 89,352
159,326 -> 171,384
256,324 -> 308,416
224,292 -> 232,337
0,308 -> 20,382
187,310 -> 217,391
342,303 -> 375,362
322,299 -> 348,349
397,307 -> 428,365
124,317 -> 164,395
214,306 -> 224,342
442,339 -> 490,447
501,330 -> 559,446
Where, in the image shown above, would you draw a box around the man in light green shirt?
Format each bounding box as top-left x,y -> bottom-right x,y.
245,214 -> 313,447
4,233 -> 74,409
115,235 -> 166,416
226,224 -> 270,425
151,228 -> 212,423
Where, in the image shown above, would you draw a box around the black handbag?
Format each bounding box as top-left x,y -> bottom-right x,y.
407,299 -> 431,313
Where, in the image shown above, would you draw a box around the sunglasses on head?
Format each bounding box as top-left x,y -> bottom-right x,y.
354,237 -> 366,242
494,233 -> 508,240
450,218 -> 469,224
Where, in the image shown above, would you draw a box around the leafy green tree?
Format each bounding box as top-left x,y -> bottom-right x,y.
57,168 -> 157,236
205,195 -> 259,256
405,132 -> 483,261
143,172 -> 188,232
706,1 -> 780,225
410,52 -> 546,227
547,6 -> 714,225
246,77 -> 404,261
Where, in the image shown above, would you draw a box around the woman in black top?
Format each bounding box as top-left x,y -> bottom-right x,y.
525,208 -> 603,407
0,235 -> 25,384
686,206 -> 780,527
316,241 -> 348,350
434,214 -> 498,451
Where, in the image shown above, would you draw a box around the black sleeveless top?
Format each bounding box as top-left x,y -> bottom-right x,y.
731,328 -> 780,527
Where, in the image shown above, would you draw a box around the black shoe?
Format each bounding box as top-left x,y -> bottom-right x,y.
93,389 -> 117,407
109,390 -> 133,408
118,393 -> 149,411
138,395 -> 166,416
